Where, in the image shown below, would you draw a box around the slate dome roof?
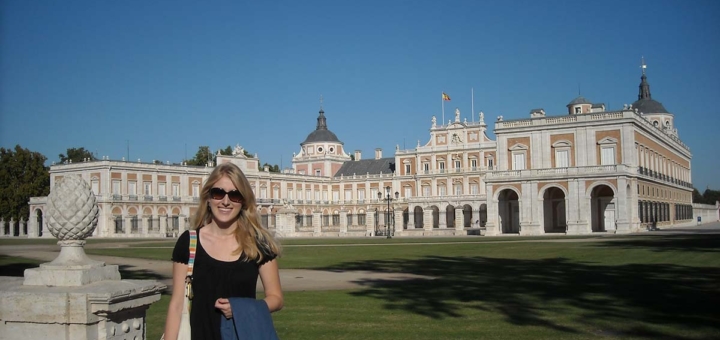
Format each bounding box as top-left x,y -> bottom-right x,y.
301,109 -> 343,145
567,96 -> 592,106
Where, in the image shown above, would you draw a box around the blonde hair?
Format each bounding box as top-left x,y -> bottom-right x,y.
192,162 -> 281,263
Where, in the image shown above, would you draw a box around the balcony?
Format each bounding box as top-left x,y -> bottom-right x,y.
144,195 -> 153,201
112,194 -> 122,201
128,195 -> 138,201
159,196 -> 167,201
485,164 -> 631,182
172,196 -> 181,202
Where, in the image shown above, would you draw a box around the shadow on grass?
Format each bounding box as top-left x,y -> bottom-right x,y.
322,245 -> 720,339
598,233 -> 720,253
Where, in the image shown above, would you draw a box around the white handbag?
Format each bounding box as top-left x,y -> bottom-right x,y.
163,230 -> 197,340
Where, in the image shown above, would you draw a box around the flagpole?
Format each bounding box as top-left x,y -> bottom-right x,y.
441,92 -> 445,125
471,88 -> 474,122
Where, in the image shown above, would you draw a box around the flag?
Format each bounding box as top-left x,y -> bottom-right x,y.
442,92 -> 451,101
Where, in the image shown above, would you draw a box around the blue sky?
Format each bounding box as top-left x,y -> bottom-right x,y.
1,0 -> 719,190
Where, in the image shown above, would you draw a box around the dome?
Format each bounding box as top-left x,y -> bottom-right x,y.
301,109 -> 343,145
567,96 -> 592,106
631,98 -> 669,114
302,129 -> 341,144
633,72 -> 670,114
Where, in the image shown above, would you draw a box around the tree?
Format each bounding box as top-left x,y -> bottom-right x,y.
220,146 -> 233,156
692,188 -> 704,203
185,146 -> 214,166
702,188 -> 720,205
59,147 -> 95,163
261,163 -> 280,173
0,145 -> 50,221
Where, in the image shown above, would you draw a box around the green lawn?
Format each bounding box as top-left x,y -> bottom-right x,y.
3,234 -> 719,339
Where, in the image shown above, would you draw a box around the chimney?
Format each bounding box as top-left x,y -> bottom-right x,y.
354,150 -> 362,161
375,148 -> 382,160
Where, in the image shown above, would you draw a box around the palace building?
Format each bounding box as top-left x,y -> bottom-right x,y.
21,67 -> 695,238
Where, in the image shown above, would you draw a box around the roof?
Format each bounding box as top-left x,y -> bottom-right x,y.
301,109 -> 343,145
632,98 -> 669,114
567,96 -> 592,106
591,103 -> 605,108
333,158 -> 395,177
302,129 -> 341,144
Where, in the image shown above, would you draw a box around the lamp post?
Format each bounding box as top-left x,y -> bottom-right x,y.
377,186 -> 399,239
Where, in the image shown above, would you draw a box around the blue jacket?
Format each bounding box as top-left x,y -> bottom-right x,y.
220,298 -> 279,340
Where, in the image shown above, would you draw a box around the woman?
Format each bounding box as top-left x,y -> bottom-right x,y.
164,162 -> 283,340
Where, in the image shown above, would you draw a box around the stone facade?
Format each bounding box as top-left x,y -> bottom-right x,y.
19,69 -> 707,238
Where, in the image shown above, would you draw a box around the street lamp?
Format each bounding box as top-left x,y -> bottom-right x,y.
377,186 -> 399,239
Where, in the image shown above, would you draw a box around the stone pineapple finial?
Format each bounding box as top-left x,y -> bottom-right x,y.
46,175 -> 98,240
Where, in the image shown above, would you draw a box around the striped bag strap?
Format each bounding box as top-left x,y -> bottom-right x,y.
187,230 -> 197,277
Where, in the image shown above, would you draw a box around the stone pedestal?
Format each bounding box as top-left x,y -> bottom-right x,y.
0,174 -> 165,340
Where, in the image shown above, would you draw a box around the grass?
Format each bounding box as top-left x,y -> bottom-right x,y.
2,233 -> 719,339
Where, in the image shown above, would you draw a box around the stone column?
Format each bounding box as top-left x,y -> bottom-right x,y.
141,216 -> 149,236
439,209 -> 447,229
178,215 -> 187,234
339,210 -> 348,235
160,215 -> 168,237
19,217 -> 26,236
312,210 -> 321,235
407,205 -> 415,229
0,218 -> 5,236
423,208 -> 433,232
484,185 -> 499,236
393,207 -> 402,236
366,210 -> 375,236
28,214 -> 38,238
9,217 -> 16,237
124,215 -> 132,236
455,207 -> 464,232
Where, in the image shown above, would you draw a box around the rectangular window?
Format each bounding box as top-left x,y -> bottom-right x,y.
454,184 -> 462,196
144,182 -> 152,195
158,183 -> 166,197
172,183 -> 180,197
288,189 -> 293,200
455,160 -> 461,169
471,159 -> 477,170
439,162 -> 445,172
370,188 -> 378,201
601,147 -> 615,165
322,190 -> 328,201
423,186 -> 431,197
512,153 -> 525,170
332,191 -> 339,202
405,164 -> 411,174
488,158 -> 494,170
306,190 -> 312,201
555,150 -> 569,168
192,184 -> 200,198
423,163 -> 430,173
128,181 -> 137,195
358,214 -> 366,226
92,180 -> 99,195
404,187 -> 412,198
314,191 -> 320,202
344,189 -> 352,201
357,189 -> 365,201
315,169 -> 321,176
273,187 -> 280,199
470,183 -> 479,195
438,185 -> 446,196
260,187 -> 267,199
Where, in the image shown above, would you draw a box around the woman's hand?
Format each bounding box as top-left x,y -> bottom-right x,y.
215,298 -> 233,319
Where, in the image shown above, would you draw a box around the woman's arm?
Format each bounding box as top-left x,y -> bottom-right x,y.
258,259 -> 284,312
163,262 -> 189,340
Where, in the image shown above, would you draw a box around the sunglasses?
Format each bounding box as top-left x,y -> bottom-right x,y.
209,187 -> 243,203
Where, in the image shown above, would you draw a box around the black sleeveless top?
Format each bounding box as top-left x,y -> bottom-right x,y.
172,228 -> 276,340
